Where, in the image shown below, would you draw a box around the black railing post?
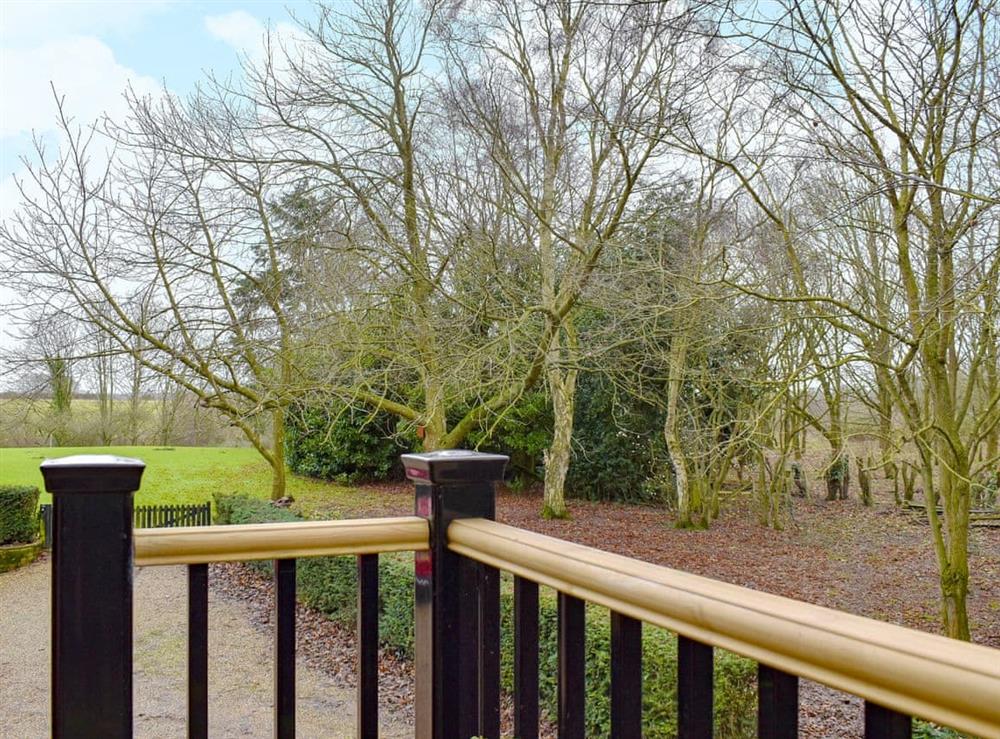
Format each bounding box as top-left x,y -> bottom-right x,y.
41,454 -> 145,739
405,450 -> 508,739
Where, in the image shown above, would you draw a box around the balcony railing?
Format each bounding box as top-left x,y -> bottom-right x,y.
37,452 -> 1000,739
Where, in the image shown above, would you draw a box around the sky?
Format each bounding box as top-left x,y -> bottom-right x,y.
0,0 -> 314,215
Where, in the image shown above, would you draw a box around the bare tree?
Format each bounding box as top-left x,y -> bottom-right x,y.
704,0 -> 1000,638
0,97 -> 305,498
442,0 -> 700,517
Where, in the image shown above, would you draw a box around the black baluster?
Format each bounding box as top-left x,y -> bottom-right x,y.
274,558 -> 296,738
757,664 -> 798,739
610,612 -> 642,738
479,564 -> 501,739
188,563 -> 208,739
357,554 -> 379,739
678,635 -> 713,739
865,702 -> 911,739
514,576 -> 540,739
558,593 -> 586,739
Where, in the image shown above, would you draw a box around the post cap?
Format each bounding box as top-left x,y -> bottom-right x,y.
40,455 -> 146,495
402,450 -> 508,484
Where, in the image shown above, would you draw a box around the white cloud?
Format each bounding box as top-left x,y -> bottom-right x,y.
204,10 -> 266,55
0,1 -> 173,46
204,10 -> 310,65
1,36 -> 160,139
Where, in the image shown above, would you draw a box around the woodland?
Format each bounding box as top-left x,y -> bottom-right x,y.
1,0 -> 998,643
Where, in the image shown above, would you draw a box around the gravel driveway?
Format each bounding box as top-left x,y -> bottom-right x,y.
0,555 -> 411,738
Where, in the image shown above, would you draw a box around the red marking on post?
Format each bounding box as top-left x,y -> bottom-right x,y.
415,551 -> 432,579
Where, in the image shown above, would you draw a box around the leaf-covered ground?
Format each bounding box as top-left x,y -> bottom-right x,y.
302,482 -> 1000,648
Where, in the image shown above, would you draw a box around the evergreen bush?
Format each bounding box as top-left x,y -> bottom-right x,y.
566,372 -> 669,504
467,390 -> 552,489
0,485 -> 41,546
285,403 -> 403,483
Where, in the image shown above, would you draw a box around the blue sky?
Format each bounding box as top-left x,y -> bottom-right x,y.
0,0 -> 314,211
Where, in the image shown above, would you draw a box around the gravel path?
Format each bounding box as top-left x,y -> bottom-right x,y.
0,555 -> 411,738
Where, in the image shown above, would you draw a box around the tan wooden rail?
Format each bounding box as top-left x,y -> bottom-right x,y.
134,517 -> 429,566
448,518 -> 1000,737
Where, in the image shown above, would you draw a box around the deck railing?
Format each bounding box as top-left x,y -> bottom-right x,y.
38,452 -> 1000,739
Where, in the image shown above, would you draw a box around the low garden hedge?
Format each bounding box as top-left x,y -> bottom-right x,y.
215,492 -> 757,736
0,485 -> 40,546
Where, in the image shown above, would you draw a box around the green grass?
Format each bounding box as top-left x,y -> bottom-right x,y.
1,446 -> 261,506
0,445 -> 373,510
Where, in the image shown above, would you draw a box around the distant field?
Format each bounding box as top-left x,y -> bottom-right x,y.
0,446 -> 266,506
0,396 -> 245,448
0,446 -> 370,511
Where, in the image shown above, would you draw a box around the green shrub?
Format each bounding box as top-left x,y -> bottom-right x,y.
214,492 -> 415,655
0,485 -> 41,545
214,493 -> 757,734
566,372 -> 669,504
500,590 -> 756,737
285,402 -> 404,483
213,492 -> 299,526
467,390 -> 553,489
913,721 -> 967,738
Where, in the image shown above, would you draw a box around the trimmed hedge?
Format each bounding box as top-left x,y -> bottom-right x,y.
215,493 -> 757,735
214,492 -> 415,656
0,485 -> 40,546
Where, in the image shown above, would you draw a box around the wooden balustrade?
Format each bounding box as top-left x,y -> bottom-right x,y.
38,452 -> 1000,739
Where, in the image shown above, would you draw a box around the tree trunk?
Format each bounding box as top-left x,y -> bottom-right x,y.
128,355 -> 143,445
858,457 -> 872,507
825,449 -> 849,501
940,561 -> 971,641
420,383 -> 448,452
664,333 -> 696,526
47,356 -> 73,446
542,363 -> 576,519
270,408 -> 286,501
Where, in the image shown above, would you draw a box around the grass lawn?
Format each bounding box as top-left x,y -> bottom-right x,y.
0,446 -> 369,509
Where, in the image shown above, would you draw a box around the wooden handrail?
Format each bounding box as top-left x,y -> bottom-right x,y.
134,517 -> 430,566
448,518 -> 1000,737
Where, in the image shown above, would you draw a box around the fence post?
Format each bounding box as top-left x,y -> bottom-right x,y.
41,454 -> 145,739
39,503 -> 53,549
405,450 -> 508,739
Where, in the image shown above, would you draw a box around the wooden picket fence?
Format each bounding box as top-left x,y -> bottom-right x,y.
134,502 -> 212,529
40,501 -> 211,549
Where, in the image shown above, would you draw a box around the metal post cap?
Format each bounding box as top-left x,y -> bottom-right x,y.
402,450 -> 508,484
40,454 -> 146,494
